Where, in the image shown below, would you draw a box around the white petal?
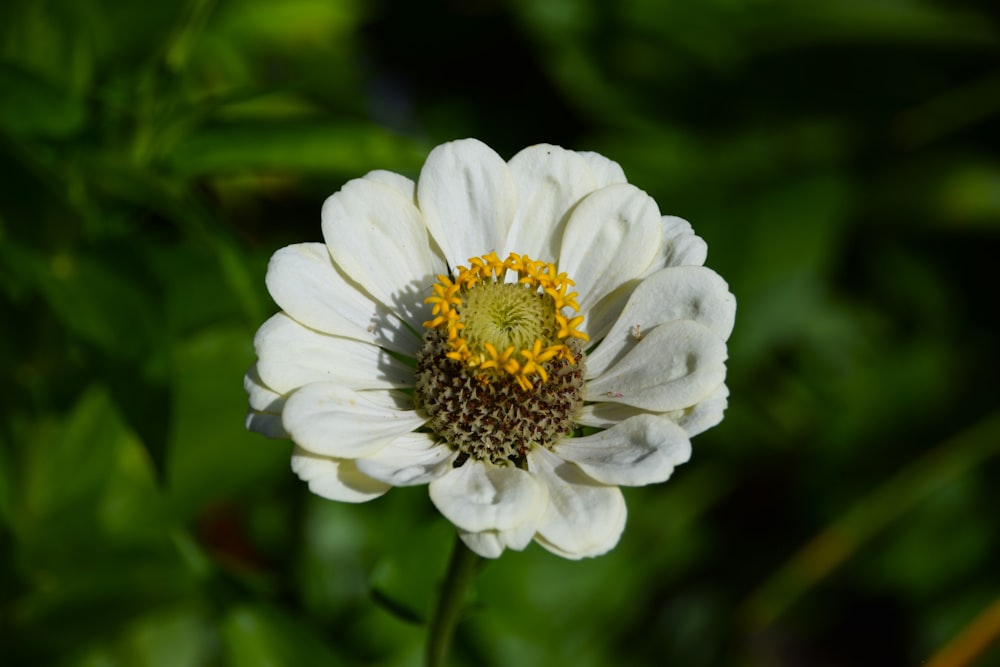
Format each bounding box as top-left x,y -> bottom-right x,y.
244,364 -> 289,438
586,320 -> 728,412
246,411 -> 288,439
354,433 -> 455,486
664,383 -> 730,437
529,447 -> 627,559
322,178 -> 444,331
586,266 -> 736,378
581,282 -> 638,344
458,514 -> 539,559
555,415 -> 691,486
660,216 -> 707,268
265,243 -> 418,356
496,515 -> 539,550
417,138 -> 516,267
579,384 -> 730,436
559,184 -> 663,339
457,529 -> 504,558
254,313 -> 413,395
364,169 -> 416,202
578,151 -> 628,187
282,383 -> 425,458
503,144 -> 598,261
291,446 -> 390,502
244,364 -> 284,412
577,402 -> 645,429
429,460 -> 545,533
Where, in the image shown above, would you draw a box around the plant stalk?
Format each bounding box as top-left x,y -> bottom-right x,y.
426,535 -> 482,667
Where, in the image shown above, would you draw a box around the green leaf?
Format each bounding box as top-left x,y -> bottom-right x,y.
222,603 -> 345,667
96,351 -> 172,484
367,505 -> 453,626
168,122 -> 426,176
0,242 -> 162,361
14,383 -> 170,551
165,325 -> 287,519
937,161 -> 1000,227
62,606 -> 216,667
741,411 -> 1000,633
19,387 -> 121,535
0,63 -> 86,138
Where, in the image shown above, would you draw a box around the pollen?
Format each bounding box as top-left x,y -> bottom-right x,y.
421,252 -> 589,392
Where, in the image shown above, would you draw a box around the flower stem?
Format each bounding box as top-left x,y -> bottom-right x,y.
426,535 -> 482,667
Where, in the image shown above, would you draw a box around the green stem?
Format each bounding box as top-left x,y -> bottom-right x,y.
426,535 -> 483,667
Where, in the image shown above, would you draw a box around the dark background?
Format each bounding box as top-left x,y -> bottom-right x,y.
2,0 -> 999,665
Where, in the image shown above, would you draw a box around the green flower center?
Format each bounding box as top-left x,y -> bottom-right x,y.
460,281 -> 555,357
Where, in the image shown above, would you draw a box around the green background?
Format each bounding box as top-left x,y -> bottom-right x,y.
2,0 -> 999,665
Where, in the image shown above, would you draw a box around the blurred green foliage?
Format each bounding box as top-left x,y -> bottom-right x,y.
2,0 -> 999,665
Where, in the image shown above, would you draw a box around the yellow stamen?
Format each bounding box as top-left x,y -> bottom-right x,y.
422,252 -> 586,391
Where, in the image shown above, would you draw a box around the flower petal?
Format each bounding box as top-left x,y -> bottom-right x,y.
579,384 -> 730,436
576,402 -> 645,429
254,313 -> 413,395
364,169 -> 416,202
457,529 -> 505,559
559,184 -> 663,339
244,364 -> 283,412
664,383 -> 730,437
578,151 -> 627,188
246,411 -> 287,439
555,415 -> 690,486
429,460 -> 546,533
497,516 -> 539,550
322,178 -> 444,331
586,320 -> 728,412
266,243 -> 418,356
291,446 -> 390,502
458,514 -> 539,559
282,383 -> 425,458
660,216 -> 707,268
417,138 -> 516,267
244,364 -> 289,438
503,144 -> 598,261
529,447 -> 627,559
354,433 -> 455,486
586,266 -> 736,378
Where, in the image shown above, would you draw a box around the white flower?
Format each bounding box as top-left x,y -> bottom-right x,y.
245,139 -> 735,559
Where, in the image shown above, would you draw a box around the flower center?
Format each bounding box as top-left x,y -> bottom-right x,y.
415,252 -> 589,465
421,252 -> 588,392
461,280 -> 549,354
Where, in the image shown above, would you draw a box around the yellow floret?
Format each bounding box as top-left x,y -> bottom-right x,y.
423,252 -> 585,391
